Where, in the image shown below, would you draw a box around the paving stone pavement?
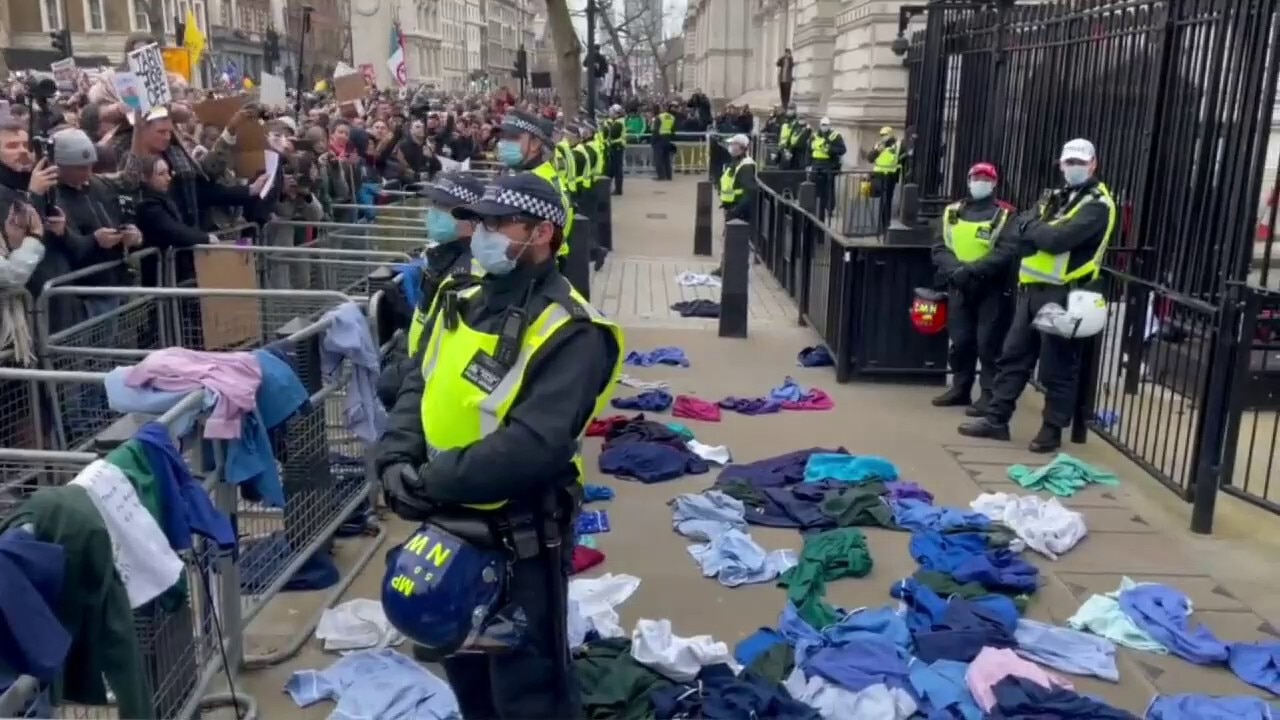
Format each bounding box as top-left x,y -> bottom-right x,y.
225,176 -> 1280,719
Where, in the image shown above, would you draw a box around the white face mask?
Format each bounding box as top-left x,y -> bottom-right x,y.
968,180 -> 994,200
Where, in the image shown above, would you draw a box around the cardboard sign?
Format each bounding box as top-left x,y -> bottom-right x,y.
194,248 -> 261,350
259,72 -> 286,108
333,74 -> 366,104
193,94 -> 248,127
232,121 -> 270,178
127,44 -> 172,110
161,47 -> 191,81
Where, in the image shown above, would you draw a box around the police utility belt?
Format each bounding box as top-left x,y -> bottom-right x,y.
425,282 -> 583,561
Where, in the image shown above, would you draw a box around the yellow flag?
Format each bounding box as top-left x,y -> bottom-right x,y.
184,10 -> 206,67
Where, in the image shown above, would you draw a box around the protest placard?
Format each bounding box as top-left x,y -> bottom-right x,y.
126,44 -> 172,111
50,58 -> 77,92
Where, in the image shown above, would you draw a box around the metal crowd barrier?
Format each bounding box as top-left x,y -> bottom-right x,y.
266,219 -> 430,257
0,376 -> 255,720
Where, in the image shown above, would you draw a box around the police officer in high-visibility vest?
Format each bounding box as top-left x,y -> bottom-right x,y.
776,106 -> 798,164
930,162 -> 1018,416
783,114 -> 811,171
494,110 -> 575,265
606,104 -> 626,195
652,104 -> 677,180
570,124 -> 599,206
710,134 -> 757,277
587,120 -> 608,189
807,117 -> 846,220
869,126 -> 901,231
959,138 -> 1116,453
377,172 -> 624,718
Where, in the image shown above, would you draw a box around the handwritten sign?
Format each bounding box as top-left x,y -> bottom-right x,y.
127,43 -> 172,112
112,72 -> 145,114
194,247 -> 262,349
50,57 -> 77,91
70,460 -> 185,608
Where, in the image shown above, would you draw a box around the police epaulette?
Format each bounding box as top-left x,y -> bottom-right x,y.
543,275 -> 591,320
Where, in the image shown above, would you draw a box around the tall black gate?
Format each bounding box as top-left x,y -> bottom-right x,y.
904,0 -> 1280,528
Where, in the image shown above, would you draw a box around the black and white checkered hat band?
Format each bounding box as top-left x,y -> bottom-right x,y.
502,115 -> 548,142
435,178 -> 481,204
482,187 -> 567,227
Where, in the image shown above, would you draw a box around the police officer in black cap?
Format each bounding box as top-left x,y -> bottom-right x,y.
495,110 -> 576,264
377,172 -> 625,719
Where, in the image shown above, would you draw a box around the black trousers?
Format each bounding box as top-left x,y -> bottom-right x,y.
653,138 -> 673,180
813,168 -> 836,220
985,285 -> 1082,428
442,542 -> 578,719
609,146 -> 624,194
947,282 -> 1015,395
779,81 -> 792,107
875,175 -> 897,230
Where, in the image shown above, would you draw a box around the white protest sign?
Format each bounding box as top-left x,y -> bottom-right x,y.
50,57 -> 77,92
127,44 -> 172,112
438,156 -> 471,173
259,72 -> 287,108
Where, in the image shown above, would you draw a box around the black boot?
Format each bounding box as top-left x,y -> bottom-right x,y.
957,417 -> 1011,441
1029,424 -> 1062,454
966,391 -> 992,417
931,385 -> 972,407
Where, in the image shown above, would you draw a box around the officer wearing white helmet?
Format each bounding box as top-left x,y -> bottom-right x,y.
711,134 -> 757,277
605,104 -> 626,195
958,138 -> 1116,453
807,117 -> 846,221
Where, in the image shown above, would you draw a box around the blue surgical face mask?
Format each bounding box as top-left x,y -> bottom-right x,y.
1062,164 -> 1090,187
968,180 -> 994,200
471,227 -> 517,275
497,140 -> 524,168
426,208 -> 459,243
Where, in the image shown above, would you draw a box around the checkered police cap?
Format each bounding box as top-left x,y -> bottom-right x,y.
453,173 -> 568,228
501,110 -> 554,146
433,174 -> 483,204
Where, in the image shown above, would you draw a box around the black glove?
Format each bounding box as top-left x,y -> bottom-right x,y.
950,265 -> 973,288
380,462 -> 434,521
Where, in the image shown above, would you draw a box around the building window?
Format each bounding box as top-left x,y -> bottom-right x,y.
42,0 -> 63,31
130,0 -> 151,30
84,0 -> 106,31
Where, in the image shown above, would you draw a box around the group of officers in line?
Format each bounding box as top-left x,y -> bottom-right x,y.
362,103 -> 1116,719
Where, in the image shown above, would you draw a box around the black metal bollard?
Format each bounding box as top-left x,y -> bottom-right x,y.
595,181 -> 613,251
694,180 -> 713,256
719,219 -> 750,339
565,213 -> 594,301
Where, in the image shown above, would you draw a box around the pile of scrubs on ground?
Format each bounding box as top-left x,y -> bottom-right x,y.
591,414 -> 730,483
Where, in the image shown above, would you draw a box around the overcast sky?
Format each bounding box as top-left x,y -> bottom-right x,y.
565,0 -> 690,42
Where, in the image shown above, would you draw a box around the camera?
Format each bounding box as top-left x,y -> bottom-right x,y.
30,135 -> 53,163
24,74 -> 58,104
117,195 -> 138,227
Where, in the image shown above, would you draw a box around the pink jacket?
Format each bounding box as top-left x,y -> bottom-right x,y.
124,348 -> 262,439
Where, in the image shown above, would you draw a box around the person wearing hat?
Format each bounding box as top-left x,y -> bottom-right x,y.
807,117 -> 846,220
868,126 -> 902,231
573,122 -> 602,206
651,103 -> 677,180
959,138 -> 1117,453
404,171 -> 489,358
776,105 -> 798,165
585,120 -> 608,190
552,124 -> 583,199
605,104 -> 626,195
494,110 -> 575,262
930,161 -> 1018,416
376,171 -> 624,719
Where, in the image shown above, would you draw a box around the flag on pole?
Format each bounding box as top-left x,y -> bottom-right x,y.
387,22 -> 407,87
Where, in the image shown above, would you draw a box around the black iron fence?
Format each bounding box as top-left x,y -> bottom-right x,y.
903,0 -> 1280,530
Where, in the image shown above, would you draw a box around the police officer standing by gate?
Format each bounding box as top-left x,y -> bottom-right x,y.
868,126 -> 902,232
653,104 -> 677,180
930,162 -> 1017,416
606,104 -> 626,195
807,117 -> 846,221
711,134 -> 757,277
377,171 -> 625,718
958,138 -> 1116,453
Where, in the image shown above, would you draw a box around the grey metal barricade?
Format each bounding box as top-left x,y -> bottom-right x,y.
264,219 -> 432,257
167,244 -> 411,296
0,378 -> 255,720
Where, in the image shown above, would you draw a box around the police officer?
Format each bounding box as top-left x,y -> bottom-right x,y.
783,114 -> 811,171
587,120 -> 608,191
930,162 -> 1017,416
495,110 -> 575,264
807,117 -> 846,220
776,106 -> 798,164
959,138 -> 1116,453
606,104 -> 626,195
653,104 -> 677,180
869,126 -> 901,231
377,172 -> 625,718
711,134 -> 757,277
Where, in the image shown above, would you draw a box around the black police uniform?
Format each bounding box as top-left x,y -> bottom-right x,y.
929,195 -> 1018,415
959,177 -> 1113,452
376,174 -> 620,719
